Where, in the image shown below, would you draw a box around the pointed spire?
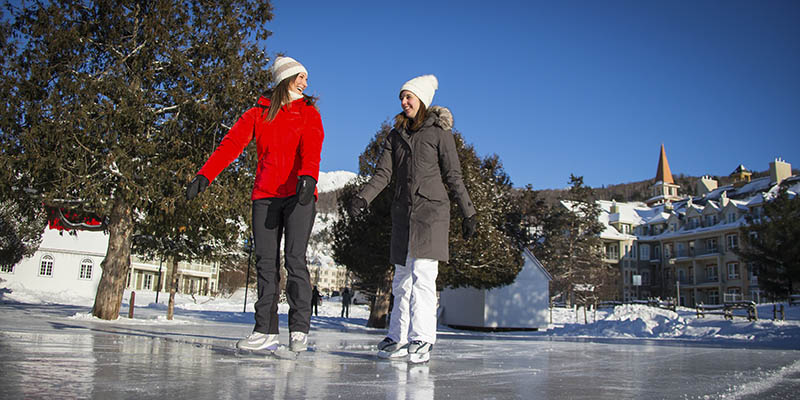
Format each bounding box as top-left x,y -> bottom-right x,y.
655,144 -> 674,184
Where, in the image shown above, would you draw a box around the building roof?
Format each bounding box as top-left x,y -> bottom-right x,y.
655,144 -> 674,184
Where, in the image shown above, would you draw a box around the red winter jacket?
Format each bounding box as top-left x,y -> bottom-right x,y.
197,96 -> 324,200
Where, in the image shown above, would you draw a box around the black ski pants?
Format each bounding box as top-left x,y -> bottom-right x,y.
251,196 -> 315,335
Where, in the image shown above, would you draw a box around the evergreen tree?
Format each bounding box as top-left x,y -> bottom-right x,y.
333,121 -> 527,327
332,122 -> 394,328
439,136 -> 525,289
0,0 -> 273,319
534,175 -> 608,304
737,183 -> 800,299
0,200 -> 46,269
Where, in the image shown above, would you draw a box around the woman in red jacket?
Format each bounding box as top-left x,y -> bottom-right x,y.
185,56 -> 324,353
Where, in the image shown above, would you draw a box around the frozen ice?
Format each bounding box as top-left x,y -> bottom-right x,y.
1,286 -> 799,399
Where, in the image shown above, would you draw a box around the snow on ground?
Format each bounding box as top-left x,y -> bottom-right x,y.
2,279 -> 799,349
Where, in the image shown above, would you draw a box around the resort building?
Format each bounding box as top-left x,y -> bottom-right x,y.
592,147 -> 798,306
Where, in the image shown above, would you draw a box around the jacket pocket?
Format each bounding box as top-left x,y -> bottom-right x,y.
416,182 -> 448,202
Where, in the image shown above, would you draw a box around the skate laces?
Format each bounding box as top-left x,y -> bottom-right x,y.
290,332 -> 307,342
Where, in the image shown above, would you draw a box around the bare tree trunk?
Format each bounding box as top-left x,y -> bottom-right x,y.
167,257 -> 180,320
92,196 -> 134,320
367,268 -> 393,328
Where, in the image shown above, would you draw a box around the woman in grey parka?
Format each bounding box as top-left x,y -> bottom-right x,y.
348,74 -> 477,363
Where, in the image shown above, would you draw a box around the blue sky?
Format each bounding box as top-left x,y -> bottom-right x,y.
264,0 -> 800,190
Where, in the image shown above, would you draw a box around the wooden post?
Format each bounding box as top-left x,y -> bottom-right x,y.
128,291 -> 135,319
583,304 -> 588,324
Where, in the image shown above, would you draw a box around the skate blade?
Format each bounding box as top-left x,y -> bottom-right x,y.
272,345 -> 299,360
408,352 -> 430,364
377,348 -> 409,359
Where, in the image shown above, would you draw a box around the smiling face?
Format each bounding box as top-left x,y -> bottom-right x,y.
288,72 -> 308,95
400,90 -> 421,118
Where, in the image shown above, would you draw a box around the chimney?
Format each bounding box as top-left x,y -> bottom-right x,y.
770,158 -> 791,185
697,175 -> 718,196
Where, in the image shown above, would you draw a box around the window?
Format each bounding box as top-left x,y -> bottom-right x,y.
705,238 -> 718,253
642,271 -> 650,285
664,244 -> 672,259
79,259 -> 93,280
727,262 -> 739,280
0,264 -> 12,273
706,265 -> 718,281
727,212 -> 737,223
606,244 -> 619,260
706,215 -> 718,226
39,255 -> 54,277
654,245 -> 661,260
726,234 -> 738,250
678,269 -> 686,282
690,217 -> 699,229
143,274 -> 153,290
640,244 -> 650,260
708,290 -> 720,305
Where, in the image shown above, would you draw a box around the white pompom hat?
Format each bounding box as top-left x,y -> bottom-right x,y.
272,56 -> 307,84
400,74 -> 438,107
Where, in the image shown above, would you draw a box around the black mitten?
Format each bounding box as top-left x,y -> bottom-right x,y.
296,175 -> 317,205
462,214 -> 478,240
185,175 -> 209,201
347,196 -> 367,218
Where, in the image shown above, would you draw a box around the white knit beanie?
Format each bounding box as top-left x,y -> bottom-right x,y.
272,56 -> 308,84
400,75 -> 438,108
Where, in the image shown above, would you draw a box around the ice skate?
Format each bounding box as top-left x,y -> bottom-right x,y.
236,332 -> 279,351
407,340 -> 432,364
377,337 -> 408,359
289,331 -> 308,352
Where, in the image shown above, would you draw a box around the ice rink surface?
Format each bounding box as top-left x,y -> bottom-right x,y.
1,301 -> 798,400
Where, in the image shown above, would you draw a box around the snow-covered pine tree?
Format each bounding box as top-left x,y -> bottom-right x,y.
0,1 -> 273,319
439,135 -> 526,289
538,175 -> 609,304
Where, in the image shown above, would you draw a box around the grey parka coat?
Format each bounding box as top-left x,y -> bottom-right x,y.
358,106 -> 476,265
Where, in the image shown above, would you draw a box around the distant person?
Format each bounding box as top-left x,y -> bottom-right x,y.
341,287 -> 352,318
186,56 -> 324,353
311,286 -> 321,316
347,74 -> 477,363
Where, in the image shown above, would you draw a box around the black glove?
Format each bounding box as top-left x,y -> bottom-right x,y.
296,175 -> 317,206
462,214 -> 477,240
185,175 -> 209,201
347,196 -> 367,218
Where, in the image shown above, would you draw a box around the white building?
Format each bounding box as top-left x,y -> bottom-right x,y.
439,249 -> 552,330
2,227 -> 220,298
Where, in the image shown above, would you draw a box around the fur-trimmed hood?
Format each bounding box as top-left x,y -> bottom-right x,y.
428,106 -> 453,131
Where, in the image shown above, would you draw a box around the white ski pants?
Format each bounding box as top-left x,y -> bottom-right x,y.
387,256 -> 439,345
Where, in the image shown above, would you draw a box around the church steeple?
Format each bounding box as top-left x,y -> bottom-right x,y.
655,143 -> 674,184
647,144 -> 681,206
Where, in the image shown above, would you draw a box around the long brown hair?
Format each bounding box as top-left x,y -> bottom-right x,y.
393,102 -> 428,132
265,73 -> 318,121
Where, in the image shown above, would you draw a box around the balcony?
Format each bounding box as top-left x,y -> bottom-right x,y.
695,247 -> 722,258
